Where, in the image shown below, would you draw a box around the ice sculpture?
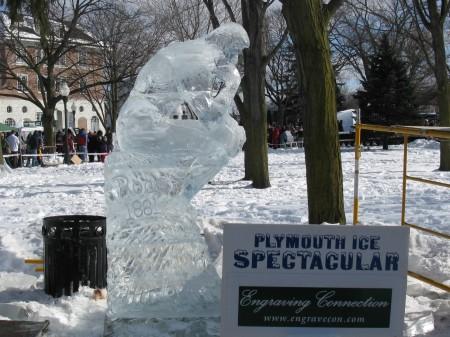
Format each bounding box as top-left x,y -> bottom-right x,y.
0,164 -> 11,176
104,23 -> 248,323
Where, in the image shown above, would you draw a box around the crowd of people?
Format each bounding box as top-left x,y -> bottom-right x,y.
55,128 -> 113,163
2,121 -> 308,168
1,128 -> 113,168
268,123 -> 304,148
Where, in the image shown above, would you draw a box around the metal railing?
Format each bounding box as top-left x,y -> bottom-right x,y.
353,121 -> 450,293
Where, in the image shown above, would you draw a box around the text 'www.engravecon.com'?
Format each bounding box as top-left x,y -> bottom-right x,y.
263,315 -> 366,325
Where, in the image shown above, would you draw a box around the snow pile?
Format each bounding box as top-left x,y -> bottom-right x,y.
42,154 -> 64,166
0,162 -> 12,177
408,139 -> 441,150
0,142 -> 449,336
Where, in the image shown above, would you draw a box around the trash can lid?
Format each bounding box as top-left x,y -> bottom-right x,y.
43,215 -> 106,227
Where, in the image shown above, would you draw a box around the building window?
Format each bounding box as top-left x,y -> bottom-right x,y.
22,106 -> 28,113
6,106 -> 12,113
16,53 -> 26,65
59,26 -> 65,39
67,113 -> 73,128
55,78 -> 66,93
16,55 -> 25,64
23,17 -> 34,29
36,112 -> 43,121
35,49 -> 44,63
79,49 -> 88,66
55,54 -> 66,66
5,118 -> 16,127
17,74 -> 28,91
36,76 -> 42,92
23,118 -> 32,127
15,45 -> 28,65
79,106 -> 84,112
91,116 -> 99,131
79,78 -> 87,93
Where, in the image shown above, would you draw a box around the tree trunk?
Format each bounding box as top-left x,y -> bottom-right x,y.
235,93 -> 252,181
241,0 -> 270,188
382,134 -> 389,150
110,56 -> 119,133
430,24 -> 450,170
203,0 -> 220,28
42,107 -> 56,150
241,108 -> 252,181
275,103 -> 286,126
0,137 -> 4,166
283,0 -> 346,224
0,136 -> 9,174
111,80 -> 118,132
202,1 -> 269,186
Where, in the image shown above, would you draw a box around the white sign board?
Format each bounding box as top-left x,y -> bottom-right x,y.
221,223 -> 409,337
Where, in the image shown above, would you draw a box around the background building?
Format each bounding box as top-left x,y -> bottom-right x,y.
0,95 -> 101,132
0,7 -> 104,133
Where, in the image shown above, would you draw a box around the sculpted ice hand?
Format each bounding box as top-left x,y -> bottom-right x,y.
105,23 -> 249,321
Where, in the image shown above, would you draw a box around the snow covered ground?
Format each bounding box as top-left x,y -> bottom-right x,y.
0,140 -> 449,337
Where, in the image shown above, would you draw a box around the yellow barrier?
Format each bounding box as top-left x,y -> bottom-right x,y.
24,259 -> 44,264
24,259 -> 44,273
353,123 -> 450,292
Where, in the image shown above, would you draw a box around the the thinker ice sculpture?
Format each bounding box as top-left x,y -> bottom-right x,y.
105,23 -> 248,322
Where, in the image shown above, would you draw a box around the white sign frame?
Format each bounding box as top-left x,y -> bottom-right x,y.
221,223 -> 409,337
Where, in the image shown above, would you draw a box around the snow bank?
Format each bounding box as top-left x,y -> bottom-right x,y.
0,146 -> 449,336
408,139 -> 441,150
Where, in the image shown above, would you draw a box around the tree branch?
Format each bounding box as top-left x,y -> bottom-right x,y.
412,0 -> 432,30
0,91 -> 44,110
221,0 -> 237,22
234,92 -> 245,116
324,0 -> 344,22
440,0 -> 450,25
263,28 -> 288,67
202,0 -> 220,29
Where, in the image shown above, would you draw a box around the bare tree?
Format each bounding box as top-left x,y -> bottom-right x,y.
203,0 -> 241,27
330,0 -> 432,88
265,8 -> 299,125
403,0 -> 450,170
330,0 -> 382,81
203,0 -> 286,188
0,0 -> 110,148
82,1 -> 162,131
0,134 -> 4,172
144,0 -> 210,42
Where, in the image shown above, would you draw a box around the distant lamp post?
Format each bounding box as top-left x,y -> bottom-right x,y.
71,102 -> 76,128
60,82 -> 70,164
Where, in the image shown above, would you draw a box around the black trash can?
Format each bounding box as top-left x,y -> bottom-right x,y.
42,215 -> 107,298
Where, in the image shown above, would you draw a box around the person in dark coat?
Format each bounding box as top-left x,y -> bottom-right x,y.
105,128 -> 114,153
56,130 -> 64,154
271,125 -> 281,149
76,128 -> 88,162
98,136 -> 108,163
26,131 -> 39,167
94,130 -> 107,163
88,131 -> 98,162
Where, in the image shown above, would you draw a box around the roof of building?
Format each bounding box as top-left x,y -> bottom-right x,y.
0,13 -> 95,44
